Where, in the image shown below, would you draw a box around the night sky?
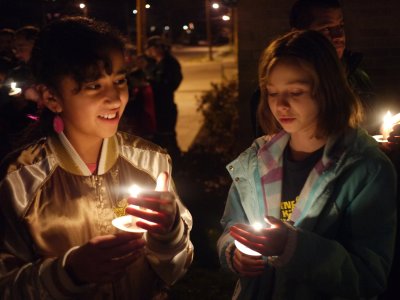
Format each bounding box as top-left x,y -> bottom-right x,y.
0,0 -> 206,41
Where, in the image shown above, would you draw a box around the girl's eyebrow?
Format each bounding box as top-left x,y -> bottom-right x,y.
116,68 -> 127,75
267,79 -> 310,87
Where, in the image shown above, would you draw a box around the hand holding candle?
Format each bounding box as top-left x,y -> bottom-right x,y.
230,216 -> 288,257
125,172 -> 178,234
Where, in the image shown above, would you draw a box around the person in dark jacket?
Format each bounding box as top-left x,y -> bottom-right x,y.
146,35 -> 183,161
251,0 -> 375,138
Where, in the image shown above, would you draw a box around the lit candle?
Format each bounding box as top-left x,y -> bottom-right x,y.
8,82 -> 22,96
234,222 -> 264,256
382,111 -> 393,141
373,111 -> 400,143
112,184 -> 156,232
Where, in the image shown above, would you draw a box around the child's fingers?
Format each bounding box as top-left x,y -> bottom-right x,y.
155,172 -> 169,192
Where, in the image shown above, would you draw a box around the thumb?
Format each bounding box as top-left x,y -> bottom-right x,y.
155,172 -> 169,192
264,216 -> 280,228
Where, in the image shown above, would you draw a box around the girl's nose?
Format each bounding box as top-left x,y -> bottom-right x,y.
105,87 -> 121,106
276,94 -> 290,108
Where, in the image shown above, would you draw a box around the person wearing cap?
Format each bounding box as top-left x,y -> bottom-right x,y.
145,36 -> 183,161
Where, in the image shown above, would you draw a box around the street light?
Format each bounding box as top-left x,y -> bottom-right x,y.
79,2 -> 88,17
212,3 -> 220,9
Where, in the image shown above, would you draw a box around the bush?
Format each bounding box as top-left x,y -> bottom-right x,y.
190,79 -> 239,164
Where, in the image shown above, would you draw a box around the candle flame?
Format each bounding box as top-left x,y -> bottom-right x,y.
129,184 -> 142,197
381,111 -> 400,140
252,222 -> 263,231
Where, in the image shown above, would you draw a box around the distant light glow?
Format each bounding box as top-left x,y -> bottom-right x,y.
222,15 -> 230,21
212,3 -> 220,9
150,26 -> 156,32
145,4 -> 151,9
79,3 -> 86,9
183,25 -> 189,30
132,9 -> 137,14
164,26 -> 170,31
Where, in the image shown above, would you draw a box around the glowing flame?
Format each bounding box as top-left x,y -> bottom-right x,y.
381,111 -> 400,141
9,82 -> 22,96
129,184 -> 142,197
252,222 -> 263,231
234,222 -> 265,256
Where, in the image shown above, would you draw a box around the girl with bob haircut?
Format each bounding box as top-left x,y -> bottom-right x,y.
218,30 -> 396,299
0,17 -> 193,299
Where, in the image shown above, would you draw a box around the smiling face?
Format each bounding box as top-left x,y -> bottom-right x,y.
266,59 -> 319,140
308,7 -> 345,58
54,51 -> 128,148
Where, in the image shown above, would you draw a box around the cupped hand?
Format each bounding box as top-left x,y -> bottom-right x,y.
232,248 -> 265,277
230,216 -> 288,257
65,231 -> 145,284
126,172 -> 178,234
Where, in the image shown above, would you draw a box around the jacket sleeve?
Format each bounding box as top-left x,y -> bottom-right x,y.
144,180 -> 193,286
0,177 -> 92,300
277,155 -> 397,298
217,183 -> 249,273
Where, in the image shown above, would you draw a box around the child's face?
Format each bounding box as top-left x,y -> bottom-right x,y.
57,51 -> 128,145
266,60 -> 319,138
14,36 -> 34,63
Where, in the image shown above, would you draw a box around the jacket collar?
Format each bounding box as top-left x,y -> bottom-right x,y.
256,129 -> 356,226
48,132 -> 119,176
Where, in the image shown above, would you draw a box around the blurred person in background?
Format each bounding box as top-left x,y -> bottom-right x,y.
145,35 -> 183,162
0,28 -> 17,64
120,67 -> 157,140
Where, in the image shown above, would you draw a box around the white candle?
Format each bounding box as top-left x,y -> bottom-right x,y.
234,222 -> 264,256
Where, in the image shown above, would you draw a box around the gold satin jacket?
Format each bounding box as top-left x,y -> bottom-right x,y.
0,132 -> 193,299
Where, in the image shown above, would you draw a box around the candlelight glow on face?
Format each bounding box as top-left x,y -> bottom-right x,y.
234,222 -> 264,256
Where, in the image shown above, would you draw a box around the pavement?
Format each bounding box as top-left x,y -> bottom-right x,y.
172,45 -> 237,152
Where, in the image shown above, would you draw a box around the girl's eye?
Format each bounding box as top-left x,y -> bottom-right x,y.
268,92 -> 278,97
85,83 -> 101,90
115,77 -> 127,86
290,91 -> 304,97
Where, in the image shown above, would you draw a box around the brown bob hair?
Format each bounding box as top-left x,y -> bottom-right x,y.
257,30 -> 362,137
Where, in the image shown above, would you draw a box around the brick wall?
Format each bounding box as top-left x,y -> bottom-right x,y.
236,0 -> 400,149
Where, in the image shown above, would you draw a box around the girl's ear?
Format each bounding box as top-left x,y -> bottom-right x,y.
38,85 -> 63,113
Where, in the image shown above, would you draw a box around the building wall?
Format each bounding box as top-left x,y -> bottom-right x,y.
236,0 -> 400,149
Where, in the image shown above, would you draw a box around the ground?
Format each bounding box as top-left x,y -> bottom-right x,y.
170,148 -> 238,299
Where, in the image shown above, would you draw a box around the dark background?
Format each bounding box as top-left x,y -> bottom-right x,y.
0,0 -> 206,42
